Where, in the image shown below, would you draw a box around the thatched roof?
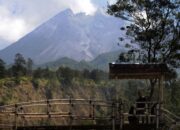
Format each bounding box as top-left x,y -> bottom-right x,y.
109,63 -> 170,79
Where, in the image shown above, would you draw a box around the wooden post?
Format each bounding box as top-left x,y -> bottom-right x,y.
69,96 -> 73,130
14,104 -> 18,130
92,103 -> 95,120
159,75 -> 164,130
47,99 -> 51,118
89,99 -> 92,118
89,98 -> 95,124
112,102 -> 115,130
20,107 -> 25,127
46,99 -> 51,126
119,100 -> 123,130
160,75 -> 164,106
145,103 -> 148,124
156,103 -> 160,130
156,75 -> 164,129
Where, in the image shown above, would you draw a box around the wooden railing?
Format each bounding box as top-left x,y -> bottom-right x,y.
0,98 -> 124,130
0,99 -> 166,130
161,108 -> 180,130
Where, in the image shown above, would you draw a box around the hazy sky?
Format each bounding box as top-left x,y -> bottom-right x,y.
0,0 -> 116,50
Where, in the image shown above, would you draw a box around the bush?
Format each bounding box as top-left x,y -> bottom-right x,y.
32,78 -> 39,89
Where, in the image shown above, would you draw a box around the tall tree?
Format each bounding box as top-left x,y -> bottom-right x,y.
56,67 -> 74,85
108,0 -> 180,99
0,59 -> 6,79
27,58 -> 33,76
12,53 -> 27,77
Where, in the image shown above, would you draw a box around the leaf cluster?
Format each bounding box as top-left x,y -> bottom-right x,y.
108,0 -> 179,69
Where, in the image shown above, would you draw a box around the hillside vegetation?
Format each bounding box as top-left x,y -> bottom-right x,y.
38,50 -> 120,71
0,71 -> 179,116
0,53 -> 179,117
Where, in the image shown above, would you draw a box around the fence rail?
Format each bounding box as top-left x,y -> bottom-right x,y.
0,99 -> 170,130
0,98 -> 124,130
161,108 -> 180,130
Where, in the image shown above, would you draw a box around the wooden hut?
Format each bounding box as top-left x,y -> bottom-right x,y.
109,63 -> 171,129
109,63 -> 170,102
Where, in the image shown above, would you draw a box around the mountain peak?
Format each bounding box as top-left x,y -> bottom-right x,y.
0,8 -> 125,64
58,8 -> 74,17
51,9 -> 74,22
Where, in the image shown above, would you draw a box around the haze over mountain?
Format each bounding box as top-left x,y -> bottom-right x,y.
0,9 -> 126,64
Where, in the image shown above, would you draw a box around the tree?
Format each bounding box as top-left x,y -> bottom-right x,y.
33,67 -> 53,79
90,69 -> 108,82
12,53 -> 27,77
0,59 -> 6,79
56,67 -> 74,85
108,0 -> 180,99
83,69 -> 91,79
33,67 -> 43,78
27,58 -> 33,76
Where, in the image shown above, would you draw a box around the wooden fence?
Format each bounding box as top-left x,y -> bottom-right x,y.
1,98 -> 177,130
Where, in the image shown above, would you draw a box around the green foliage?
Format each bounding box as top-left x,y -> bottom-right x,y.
38,51 -> 120,71
0,53 -> 35,79
90,51 -> 120,71
56,67 -> 75,85
89,69 -> 108,82
31,78 -> 40,89
108,0 -> 180,99
0,78 -> 16,87
33,68 -> 42,78
38,57 -> 93,71
165,79 -> 180,115
27,58 -> 33,76
0,53 -> 179,120
0,89 -> 13,105
119,52 -> 130,62
11,53 -> 27,77
45,86 -> 53,99
82,69 -> 91,79
108,0 -> 180,66
33,67 -> 52,79
0,59 -> 6,79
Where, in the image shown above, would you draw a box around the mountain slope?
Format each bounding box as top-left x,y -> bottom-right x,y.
38,57 -> 93,70
38,50 -> 120,71
90,50 -> 120,71
0,9 -> 126,64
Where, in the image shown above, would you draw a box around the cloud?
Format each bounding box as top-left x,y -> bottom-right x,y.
0,0 -> 97,49
56,0 -> 97,15
0,5 -> 29,42
107,0 -> 117,5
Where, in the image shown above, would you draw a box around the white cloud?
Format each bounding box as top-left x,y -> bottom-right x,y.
0,0 -> 97,49
108,0 -> 117,5
62,0 -> 97,15
0,5 -> 29,42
